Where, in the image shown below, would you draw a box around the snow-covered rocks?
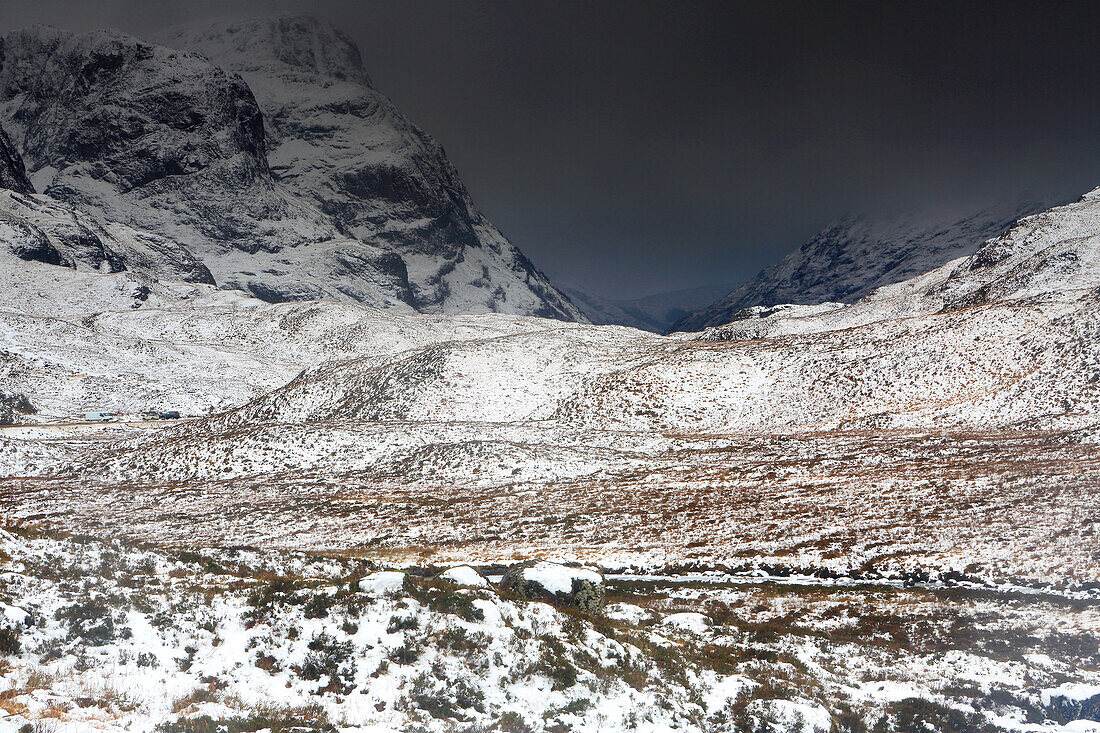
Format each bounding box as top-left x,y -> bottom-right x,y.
604,602 -> 650,624
355,570 -> 406,596
0,188 -> 213,282
155,16 -> 585,320
1043,684 -> 1100,726
500,560 -> 606,613
662,611 -> 710,634
0,601 -> 29,627
439,565 -> 489,588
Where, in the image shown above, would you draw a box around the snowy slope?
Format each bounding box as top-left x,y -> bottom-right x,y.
0,248 -> 571,420
54,186 -> 1100,510
677,197 -> 1051,331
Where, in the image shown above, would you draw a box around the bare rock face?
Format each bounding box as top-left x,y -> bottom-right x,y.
0,125 -> 32,194
0,189 -> 213,283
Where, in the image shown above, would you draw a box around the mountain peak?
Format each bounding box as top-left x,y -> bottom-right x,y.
159,15 -> 372,87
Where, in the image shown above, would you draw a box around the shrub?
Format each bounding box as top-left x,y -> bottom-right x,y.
499,710 -> 536,733
405,578 -> 486,622
0,627 -> 20,656
153,704 -> 335,733
388,638 -> 424,665
387,614 -> 419,633
54,598 -> 117,646
871,698 -> 999,733
302,593 -> 334,620
406,672 -> 485,721
300,632 -> 356,690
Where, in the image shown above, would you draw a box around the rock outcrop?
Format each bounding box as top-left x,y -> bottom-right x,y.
500,561 -> 605,613
0,189 -> 213,282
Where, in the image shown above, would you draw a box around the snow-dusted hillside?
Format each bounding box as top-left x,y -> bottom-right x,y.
0,185 -> 1096,590
0,20 -> 583,320
677,197 -> 1050,331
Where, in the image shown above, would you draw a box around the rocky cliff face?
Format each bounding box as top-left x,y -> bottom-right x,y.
1,120 -> 211,281
0,20 -> 583,320
0,188 -> 214,282
0,125 -> 32,194
675,198 -> 1051,331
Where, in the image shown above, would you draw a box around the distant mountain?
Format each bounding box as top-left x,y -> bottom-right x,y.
563,282 -> 737,332
675,197 -> 1053,331
0,19 -> 584,320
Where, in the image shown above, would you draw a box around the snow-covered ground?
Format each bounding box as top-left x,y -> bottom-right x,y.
0,528 -> 1097,732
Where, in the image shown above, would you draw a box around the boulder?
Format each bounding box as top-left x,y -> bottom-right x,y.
353,570 -> 406,597
0,391 -> 36,427
500,560 -> 605,613
439,565 -> 489,589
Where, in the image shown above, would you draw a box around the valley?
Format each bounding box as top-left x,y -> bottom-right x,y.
0,12 -> 1097,733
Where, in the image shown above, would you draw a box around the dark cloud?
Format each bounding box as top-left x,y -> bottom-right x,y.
2,1 -> 1098,298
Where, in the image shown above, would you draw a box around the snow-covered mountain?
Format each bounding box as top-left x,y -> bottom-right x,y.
675,197 -> 1051,331
563,282 -> 737,332
0,20 -> 584,320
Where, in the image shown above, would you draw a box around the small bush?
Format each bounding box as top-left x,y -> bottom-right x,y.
499,710 -> 536,733
154,704 -> 335,733
871,698 -> 998,733
302,593 -> 334,620
388,638 -> 424,665
300,632 -> 356,691
406,672 -> 485,721
387,614 -> 419,633
55,598 -> 117,646
0,627 -> 20,655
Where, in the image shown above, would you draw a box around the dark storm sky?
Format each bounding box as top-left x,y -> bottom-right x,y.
3,1 -> 1099,299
